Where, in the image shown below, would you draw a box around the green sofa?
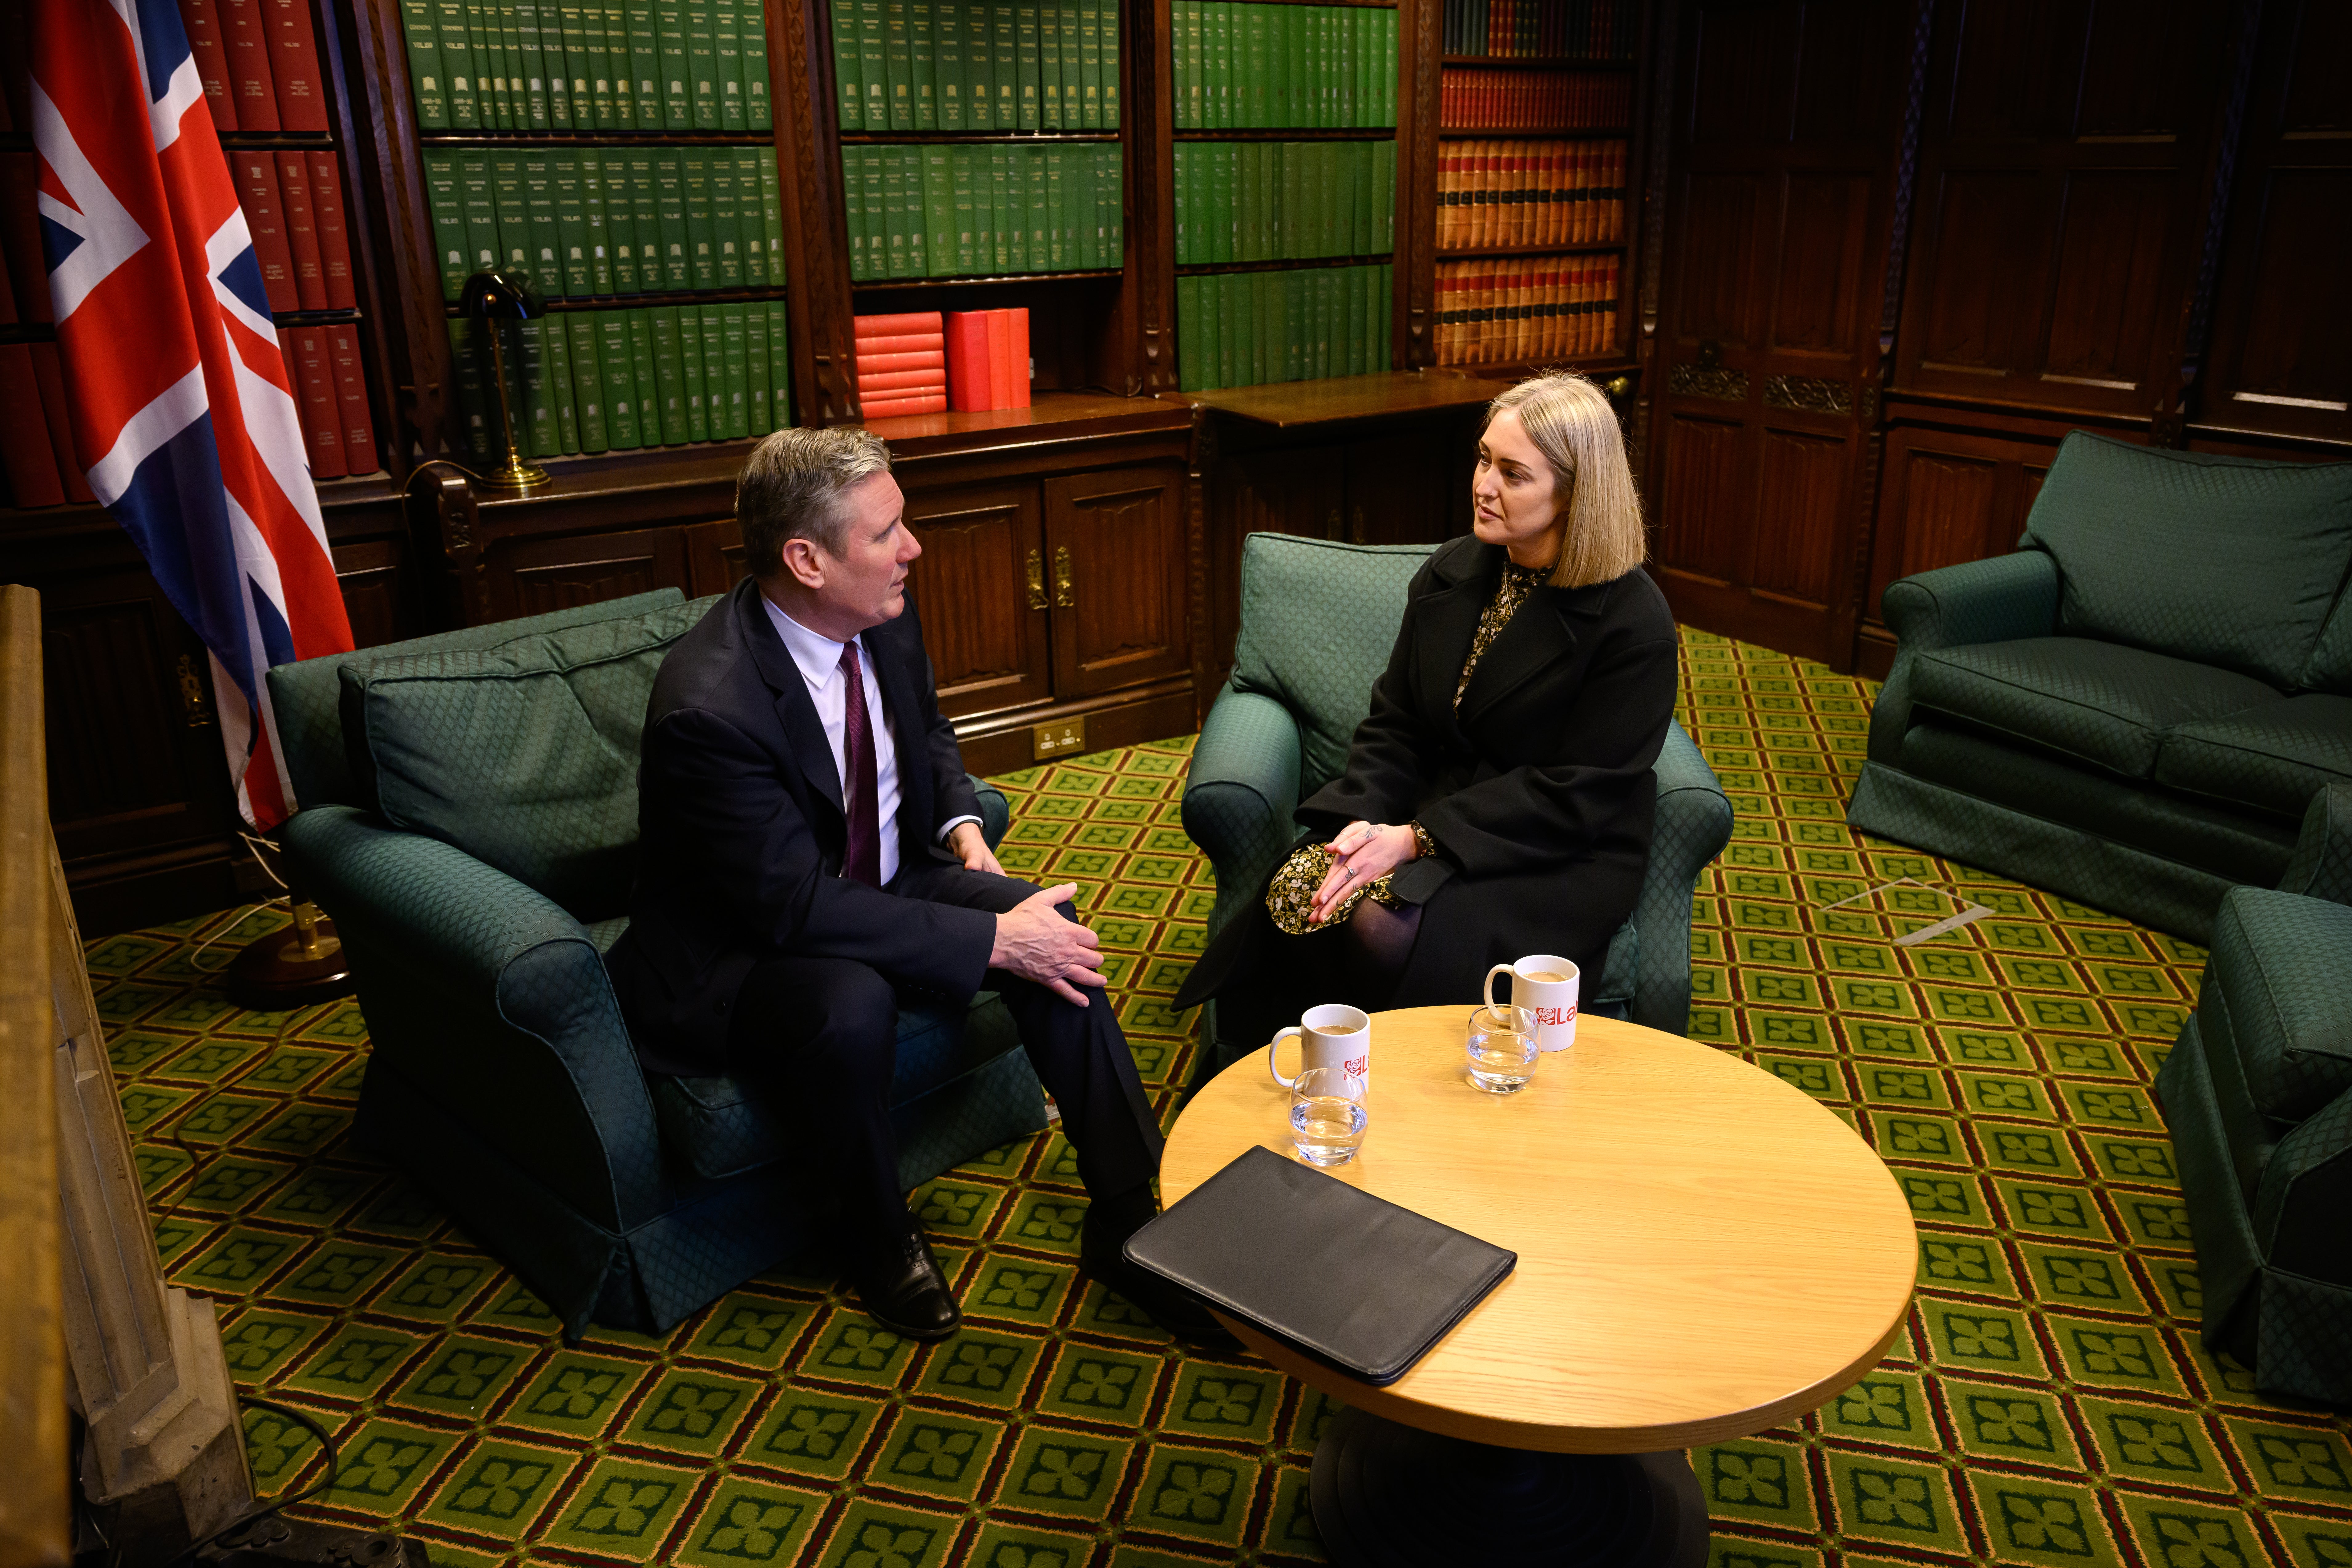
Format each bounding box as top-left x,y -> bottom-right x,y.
1181,534 -> 1733,1071
1848,432 -> 2352,943
2155,865 -> 2352,1404
267,589 -> 1048,1338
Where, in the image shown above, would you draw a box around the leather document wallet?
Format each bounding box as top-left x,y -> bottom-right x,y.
1123,1146 -> 1517,1386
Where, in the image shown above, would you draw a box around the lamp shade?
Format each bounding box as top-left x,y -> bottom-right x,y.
459,268 -> 546,321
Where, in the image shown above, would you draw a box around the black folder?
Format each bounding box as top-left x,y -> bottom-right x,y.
1123,1146 -> 1517,1386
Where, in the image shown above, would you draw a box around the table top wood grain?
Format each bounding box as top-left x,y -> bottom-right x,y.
1159,1005 -> 1918,1453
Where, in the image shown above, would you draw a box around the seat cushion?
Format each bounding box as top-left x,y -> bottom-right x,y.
2157,695 -> 2352,820
649,991 -> 1024,1181
1910,638 -> 2280,779
2209,888 -> 2352,1123
2020,431 -> 2352,689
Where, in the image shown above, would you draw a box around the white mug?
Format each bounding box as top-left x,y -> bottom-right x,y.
1485,954 -> 1580,1052
1270,1003 -> 1371,1095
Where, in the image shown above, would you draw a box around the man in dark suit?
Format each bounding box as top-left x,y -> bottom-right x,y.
605,427 -> 1214,1342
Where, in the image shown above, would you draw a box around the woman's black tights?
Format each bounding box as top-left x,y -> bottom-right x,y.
1343,898 -> 1423,1003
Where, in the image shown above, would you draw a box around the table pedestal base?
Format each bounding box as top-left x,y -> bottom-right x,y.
1309,1407 -> 1708,1568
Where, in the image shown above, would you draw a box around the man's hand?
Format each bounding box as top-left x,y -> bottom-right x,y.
1309,820 -> 1420,924
989,882 -> 1104,1006
947,820 -> 1003,876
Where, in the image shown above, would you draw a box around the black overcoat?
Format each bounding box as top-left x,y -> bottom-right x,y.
1174,537 -> 1679,1011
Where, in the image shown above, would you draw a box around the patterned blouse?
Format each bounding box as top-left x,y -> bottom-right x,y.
1265,558 -> 1550,934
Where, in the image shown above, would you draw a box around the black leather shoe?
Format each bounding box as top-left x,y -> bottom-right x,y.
849,1227 -> 961,1341
1081,1194 -> 1240,1349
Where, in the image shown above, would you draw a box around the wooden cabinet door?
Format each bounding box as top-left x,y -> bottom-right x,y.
1207,442 -> 1346,674
1044,467 -> 1190,701
902,481 -> 1053,720
487,527 -> 693,620
1345,427 -> 1466,547
682,519 -> 754,598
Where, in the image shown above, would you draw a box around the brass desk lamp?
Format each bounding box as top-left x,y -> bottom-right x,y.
460,267 -> 550,489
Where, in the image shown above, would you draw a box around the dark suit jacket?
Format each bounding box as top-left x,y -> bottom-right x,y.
605,578 -> 991,1074
1176,537 -> 1679,1009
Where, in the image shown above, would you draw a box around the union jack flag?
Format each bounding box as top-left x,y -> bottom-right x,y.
33,0 -> 353,830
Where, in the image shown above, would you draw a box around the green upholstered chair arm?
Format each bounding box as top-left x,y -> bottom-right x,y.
1181,685 -> 1305,940
1633,717 -> 1733,1034
281,804 -> 667,1231
2279,783 -> 2352,909
1869,552 -> 2063,765
2251,1085 -> 2352,1289
975,776 -> 1010,848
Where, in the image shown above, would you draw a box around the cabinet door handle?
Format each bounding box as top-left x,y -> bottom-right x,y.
1024,548 -> 1048,610
1052,545 -> 1076,608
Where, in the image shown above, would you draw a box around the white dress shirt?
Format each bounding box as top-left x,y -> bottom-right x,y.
762,597 -> 975,884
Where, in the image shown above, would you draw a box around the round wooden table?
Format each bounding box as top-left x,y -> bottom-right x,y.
1160,1006 -> 1918,1568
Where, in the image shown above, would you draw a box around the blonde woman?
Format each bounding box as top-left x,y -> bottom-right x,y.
1176,371 -> 1679,1028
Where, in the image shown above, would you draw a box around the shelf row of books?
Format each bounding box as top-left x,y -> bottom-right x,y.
179,0 -> 337,131
1441,0 -> 1635,62
449,301 -> 791,459
1440,67 -> 1629,130
424,147 -> 785,302
1173,141 -> 1395,266
394,0 -> 771,131
1176,262 -> 1392,390
279,325 -> 384,478
830,0 -> 1121,132
1433,253 -> 1618,365
843,144 -> 1124,281
1171,3 -> 1397,130
1436,138 -> 1623,251
851,309 -> 1034,415
230,149 -> 361,315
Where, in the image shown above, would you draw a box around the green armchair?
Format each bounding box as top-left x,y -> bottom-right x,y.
267,590 -> 1046,1339
1181,534 -> 1732,1071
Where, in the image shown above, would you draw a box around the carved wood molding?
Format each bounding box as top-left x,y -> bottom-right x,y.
1127,0 -> 1174,394
777,0 -> 859,423
1667,364 -> 1748,403
1402,0 -> 1439,366
1762,374 -> 1854,416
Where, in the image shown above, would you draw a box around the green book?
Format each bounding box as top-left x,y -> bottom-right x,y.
514,319 -> 556,455
1076,0 -> 1099,128
737,147 -> 766,286
1209,0 -> 1228,130
1332,141 -> 1356,261
1072,145 -> 1093,267
651,307 -> 688,443
1043,145 -> 1064,269
1379,262 -> 1392,366
1171,143 -> 1187,264
550,152 -> 590,295
990,1 -> 1016,128
659,0 -> 692,123
709,150 -> 743,288
606,0 -> 637,124
542,309 -> 579,450
1057,0 -> 1079,128
1177,0 -> 1196,128
520,153 -> 561,295
962,0 -> 992,127
1373,138 -> 1392,251
1037,0 -> 1058,129
882,146 -> 910,278
434,0 -> 477,126
923,144 -> 955,277
1383,8 -> 1395,125
654,151 -> 691,288
1203,141 -> 1227,263
1105,141 -> 1121,254
842,149 -> 868,279
683,150 -> 717,289
988,144 -> 1012,270
745,300 -> 771,436
1229,139 -> 1250,261
603,154 -> 640,292
952,143 -> 977,273
715,304 -> 747,438
903,153 -> 926,277
481,0 -> 514,128
574,0 -> 609,124
1024,144 -> 1046,272
859,0 -> 888,127
759,151 -> 786,283
767,303 -> 791,428
685,0 -> 718,126
423,153 -> 468,301
712,0 -> 744,127
743,0 -> 770,127
457,153 -> 499,281
627,0 -> 661,123
1241,271 -> 1262,385
629,150 -> 662,285
677,307 -> 709,440
1175,274 -> 1196,389
1012,0 -> 1037,130
541,0 -> 576,125
489,149 -> 529,272
555,0 -> 591,124
832,0 -> 862,125
512,0 -> 549,126
580,151 -> 614,293
1282,262 -> 1302,379
400,0 -> 447,127
861,147 -> 888,277
1287,2 -> 1306,127
1214,272 -> 1235,389
1098,0 -> 1116,125
598,311 -> 639,447
935,0 -> 963,129
883,0 -> 911,130
1238,0 -> 1259,126
626,309 -> 662,440
447,320 -> 487,459
911,0 -> 937,128
566,313 -> 607,451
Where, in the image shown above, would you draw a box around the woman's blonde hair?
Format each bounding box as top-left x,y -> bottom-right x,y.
1483,372 -> 1645,588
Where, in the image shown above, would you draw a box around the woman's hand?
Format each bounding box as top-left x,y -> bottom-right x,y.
1309,821 -> 1420,924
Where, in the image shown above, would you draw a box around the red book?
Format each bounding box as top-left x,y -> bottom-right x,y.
233,153 -> 299,313
0,153 -> 49,325
29,343 -> 94,503
857,349 -> 945,374
182,0 -> 238,129
277,152 -> 328,311
861,394 -> 948,417
857,331 -> 948,357
0,345 -> 64,508
987,308 -> 1030,410
854,311 -> 945,338
276,328 -> 301,404
945,310 -> 992,410
289,329 -> 345,477
218,0 -> 280,131
264,0 -> 330,131
861,369 -> 950,393
307,151 -> 356,309
326,326 -> 378,474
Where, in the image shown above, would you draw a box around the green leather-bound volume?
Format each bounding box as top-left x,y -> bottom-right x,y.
745,300 -> 771,436
512,0 -> 550,126
1012,0 -> 1038,130
988,144 -> 1013,270
712,0 -> 744,127
1282,262 -> 1303,380
1374,138 -> 1392,251
1043,145 -> 1065,269
708,150 -> 742,289
549,152 -> 590,295
1208,0 -> 1227,130
883,146 -> 911,279
1098,0 -> 1116,125
626,309 -> 662,441
742,0 -> 770,127
566,313 -> 607,451
554,0 -> 591,125
758,151 -> 785,284
489,150 -> 529,273
513,320 -> 554,455
604,155 -> 641,292
658,0 -> 691,123
923,144 -> 954,277
861,147 -> 887,277
883,0 -> 912,131
1057,0 -> 1079,128
423,153 -> 468,301
832,0 -> 863,125
457,153 -> 500,281
651,307 -> 688,443
653,151 -> 689,288
1176,275 -> 1199,389
1071,144 -> 1093,268
990,1 -> 1016,128
622,0 -> 658,122
962,0 -> 992,127
1171,143 -> 1188,264
603,0 -> 635,125
911,0 -> 937,128
572,0 -> 609,124
1024,143 -> 1046,272
541,0 -> 576,125
539,311 -> 579,451
717,304 -> 749,439
1332,141 -> 1356,261
1243,271 -> 1265,384
952,144 -> 977,274
400,0 -> 448,127
1037,0 -> 1059,129
842,150 -> 868,279
484,0 -> 517,129
684,0 -> 718,126
677,307 -> 709,441
1177,0 -> 1196,127
627,148 -> 662,281
935,0 -> 963,129
1211,141 -> 1233,263
598,311 -> 639,448
1076,0 -> 1099,128
520,154 -> 561,297
767,303 -> 792,428
580,151 -> 614,293
468,0 -> 504,128
1244,0 -> 1266,126
447,321 -> 488,459
435,0 -> 479,127
737,148 -> 767,286
679,150 -> 714,289
1236,139 -> 1259,261
859,0 -> 888,127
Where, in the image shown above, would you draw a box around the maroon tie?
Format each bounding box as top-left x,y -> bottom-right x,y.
837,640 -> 882,885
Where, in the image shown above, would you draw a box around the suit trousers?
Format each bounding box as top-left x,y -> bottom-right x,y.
725,863 -> 1165,1238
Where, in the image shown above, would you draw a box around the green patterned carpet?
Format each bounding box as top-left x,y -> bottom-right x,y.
88,629 -> 2352,1568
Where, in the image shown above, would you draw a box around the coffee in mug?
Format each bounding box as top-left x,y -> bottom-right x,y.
1269,1003 -> 1371,1095
1483,954 -> 1580,1052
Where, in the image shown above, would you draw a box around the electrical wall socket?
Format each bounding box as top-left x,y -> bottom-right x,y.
1032,717 -> 1087,760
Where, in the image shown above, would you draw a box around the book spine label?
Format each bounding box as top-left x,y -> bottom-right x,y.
1075,0 -> 1098,128
597,311 -> 637,447
713,0 -> 746,126
911,0 -> 938,128
542,0 -> 576,124
604,0 -> 635,124
518,152 -> 559,297
1012,1 -> 1038,128
514,319 -> 556,456
745,299 -> 772,436
656,0 -> 690,123
629,149 -> 664,286
1057,0 -> 1080,132
564,313 -> 605,450
422,152 -> 468,302
485,148 -> 528,277
549,151 -> 590,295
683,148 -> 717,289
555,0 -> 590,124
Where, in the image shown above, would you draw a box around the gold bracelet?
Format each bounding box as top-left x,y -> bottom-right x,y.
1408,821 -> 1437,861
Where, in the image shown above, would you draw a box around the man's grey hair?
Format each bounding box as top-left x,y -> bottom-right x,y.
736,426 -> 895,575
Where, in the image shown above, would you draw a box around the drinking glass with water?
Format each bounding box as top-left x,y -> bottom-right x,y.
1465,1004 -> 1538,1094
1290,1066 -> 1368,1165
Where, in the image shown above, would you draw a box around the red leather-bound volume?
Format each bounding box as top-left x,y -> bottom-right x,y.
181,0 -> 239,129
1006,308 -> 1030,408
289,329 -> 346,477
29,343 -> 95,503
326,326 -> 378,474
858,331 -> 952,357
853,311 -> 945,338
855,349 -> 945,374
218,0 -> 280,131
234,153 -> 300,313
306,151 -> 356,309
861,393 -> 949,417
264,0 -> 331,131
861,368 -> 949,394
0,345 -> 65,508
0,153 -> 50,324
276,326 -> 299,390
986,308 -> 1030,410
277,152 -> 328,311
945,310 -> 992,410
